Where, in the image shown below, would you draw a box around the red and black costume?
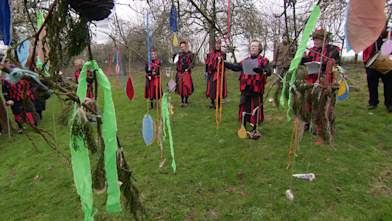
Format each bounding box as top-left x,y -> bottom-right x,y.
30,80 -> 51,120
205,49 -> 227,107
74,69 -> 96,116
301,44 -> 341,85
2,78 -> 36,129
301,43 -> 341,135
363,32 -> 392,111
74,69 -> 95,99
176,52 -> 194,104
144,59 -> 162,108
225,54 -> 271,131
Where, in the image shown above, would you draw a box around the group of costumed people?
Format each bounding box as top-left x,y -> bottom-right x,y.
0,56 -> 50,134
3,26 -> 390,143
141,26 -> 392,142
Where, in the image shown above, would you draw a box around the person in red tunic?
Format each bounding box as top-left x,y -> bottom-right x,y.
362,28 -> 392,112
175,40 -> 194,107
73,58 -> 96,119
301,28 -> 341,142
144,48 -> 162,109
1,60 -> 36,133
225,40 -> 271,139
205,39 -> 227,108
301,28 -> 340,85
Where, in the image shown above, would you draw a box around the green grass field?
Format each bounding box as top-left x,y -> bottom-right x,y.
1,64 -> 392,221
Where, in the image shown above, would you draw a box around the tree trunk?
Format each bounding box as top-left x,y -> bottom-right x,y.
0,96 -> 10,134
354,53 -> 358,64
209,0 -> 217,51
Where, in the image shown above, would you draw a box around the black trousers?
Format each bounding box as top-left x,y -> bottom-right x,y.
366,68 -> 392,107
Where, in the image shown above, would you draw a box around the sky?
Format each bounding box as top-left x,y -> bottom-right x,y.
92,0 -> 356,59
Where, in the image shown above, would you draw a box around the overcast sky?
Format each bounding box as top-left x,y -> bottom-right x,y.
92,0 -> 354,59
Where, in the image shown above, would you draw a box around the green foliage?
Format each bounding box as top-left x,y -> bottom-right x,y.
46,0 -> 90,76
1,65 -> 392,220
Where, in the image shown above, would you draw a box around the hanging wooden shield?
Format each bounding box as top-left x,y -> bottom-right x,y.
142,114 -> 154,145
168,79 -> 176,92
337,79 -> 349,101
126,77 -> 135,101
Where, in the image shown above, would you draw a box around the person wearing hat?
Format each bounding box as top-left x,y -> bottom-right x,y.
175,40 -> 194,107
301,28 -> 341,143
144,48 -> 162,109
224,40 -> 272,139
302,28 -> 341,84
363,28 -> 392,113
205,39 -> 227,109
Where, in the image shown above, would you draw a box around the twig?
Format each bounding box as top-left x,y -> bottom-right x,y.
30,0 -> 60,70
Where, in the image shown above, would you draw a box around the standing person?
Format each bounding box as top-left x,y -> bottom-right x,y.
30,80 -> 51,120
205,39 -> 227,109
73,58 -> 84,83
363,28 -> 392,113
224,40 -> 272,139
145,48 -> 162,109
1,60 -> 36,133
301,28 -> 341,143
273,35 -> 295,77
175,40 -> 194,107
301,28 -> 341,85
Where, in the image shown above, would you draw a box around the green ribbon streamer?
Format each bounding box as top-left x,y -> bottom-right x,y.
37,10 -> 44,29
70,60 -> 122,220
279,5 -> 321,121
36,10 -> 50,77
70,65 -> 94,221
161,92 -> 176,173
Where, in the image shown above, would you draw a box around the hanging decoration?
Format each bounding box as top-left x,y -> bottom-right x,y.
36,10 -> 50,76
16,40 -> 30,67
70,60 -> 122,221
169,3 -> 179,47
161,92 -> 176,173
215,57 -> 225,128
0,0 -> 12,46
126,74 -> 135,101
279,5 -> 321,121
142,114 -> 155,145
346,0 -> 386,53
337,79 -> 349,101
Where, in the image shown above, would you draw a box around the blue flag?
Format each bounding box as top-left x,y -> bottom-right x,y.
0,0 -> 12,45
169,5 -> 177,33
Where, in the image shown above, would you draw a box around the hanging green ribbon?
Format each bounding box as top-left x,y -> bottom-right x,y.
70,65 -> 93,221
70,60 -> 122,220
161,92 -> 176,173
37,10 -> 45,28
279,5 -> 321,121
36,10 -> 50,77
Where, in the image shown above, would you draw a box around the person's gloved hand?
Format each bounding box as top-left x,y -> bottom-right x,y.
6,100 -> 14,106
253,67 -> 263,73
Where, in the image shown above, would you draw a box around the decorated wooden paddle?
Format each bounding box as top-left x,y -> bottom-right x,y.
237,112 -> 247,139
126,73 -> 135,101
142,113 -> 154,146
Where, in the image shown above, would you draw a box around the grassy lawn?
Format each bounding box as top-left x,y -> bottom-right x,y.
0,64 -> 392,221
